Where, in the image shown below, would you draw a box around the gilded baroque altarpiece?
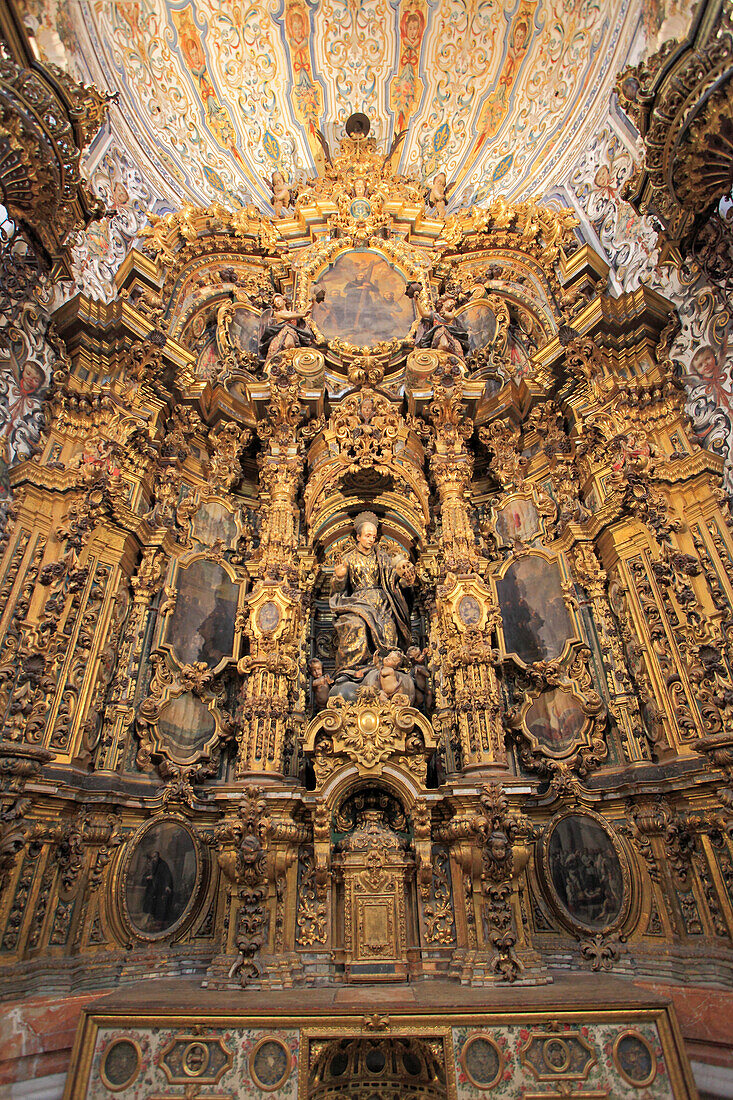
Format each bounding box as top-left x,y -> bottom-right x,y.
0,10 -> 731,1091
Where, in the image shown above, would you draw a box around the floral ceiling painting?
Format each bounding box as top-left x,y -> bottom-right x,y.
21,0 -> 641,210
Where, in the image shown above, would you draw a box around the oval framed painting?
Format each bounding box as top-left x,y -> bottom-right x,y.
100,1038 -> 142,1092
522,686 -> 589,758
119,818 -> 205,941
249,1036 -> 293,1092
538,811 -> 630,935
612,1030 -> 657,1088
460,1034 -> 504,1089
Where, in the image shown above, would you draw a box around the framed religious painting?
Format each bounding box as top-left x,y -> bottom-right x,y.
309,247 -> 416,346
492,488 -> 554,548
159,556 -> 241,672
117,817 -> 206,942
493,551 -> 577,666
297,237 -> 428,358
189,496 -> 241,551
517,684 -> 598,761
156,691 -> 219,764
537,811 -> 631,936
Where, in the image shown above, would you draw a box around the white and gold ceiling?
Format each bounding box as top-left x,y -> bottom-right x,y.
20,0 -> 653,213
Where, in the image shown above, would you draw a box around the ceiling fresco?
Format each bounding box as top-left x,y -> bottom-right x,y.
20,0 -> 643,213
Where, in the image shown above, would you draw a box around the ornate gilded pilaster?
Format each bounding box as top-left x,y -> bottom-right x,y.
423,375 -> 508,774
236,358 -> 322,776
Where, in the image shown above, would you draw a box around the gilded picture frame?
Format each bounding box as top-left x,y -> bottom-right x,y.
537,810 -> 632,937
493,550 -> 579,667
158,553 -> 242,674
114,816 -> 206,943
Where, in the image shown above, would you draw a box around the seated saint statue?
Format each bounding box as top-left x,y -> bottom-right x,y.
329,512 -> 415,689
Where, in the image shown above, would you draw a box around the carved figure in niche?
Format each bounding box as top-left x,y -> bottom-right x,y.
270,170 -> 293,217
258,293 -> 319,365
409,288 -> 470,359
425,171 -> 454,217
308,658 -> 333,709
329,512 -> 415,697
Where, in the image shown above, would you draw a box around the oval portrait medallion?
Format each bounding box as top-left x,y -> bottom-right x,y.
249,1037 -> 292,1091
613,1031 -> 657,1087
461,1034 -> 503,1089
123,819 -> 201,939
100,1039 -> 141,1091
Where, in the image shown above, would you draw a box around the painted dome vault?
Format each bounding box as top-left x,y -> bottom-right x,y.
20,0 -> 641,213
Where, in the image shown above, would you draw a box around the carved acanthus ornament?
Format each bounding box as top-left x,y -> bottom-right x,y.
617,0 -> 733,256
303,695 -> 437,786
0,43 -> 110,273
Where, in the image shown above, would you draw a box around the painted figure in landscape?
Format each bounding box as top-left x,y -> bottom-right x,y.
165,560 -> 238,667
497,555 -> 573,664
459,300 -> 497,354
125,822 -> 198,936
158,692 -> 216,760
526,687 -> 586,752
